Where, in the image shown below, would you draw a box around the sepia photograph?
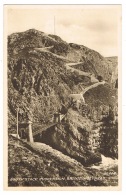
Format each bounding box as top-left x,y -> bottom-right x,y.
4,4 -> 121,190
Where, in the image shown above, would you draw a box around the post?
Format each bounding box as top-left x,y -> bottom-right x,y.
27,120 -> 34,142
16,107 -> 20,138
54,16 -> 55,35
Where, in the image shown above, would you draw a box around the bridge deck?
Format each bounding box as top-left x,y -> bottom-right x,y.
33,122 -> 57,136
33,113 -> 67,136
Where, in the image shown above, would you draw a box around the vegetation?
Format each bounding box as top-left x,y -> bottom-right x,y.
99,106 -> 118,159
8,29 -> 118,187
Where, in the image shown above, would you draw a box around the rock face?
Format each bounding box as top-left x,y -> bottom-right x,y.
8,29 -> 118,166
9,135 -> 118,187
34,108 -> 102,166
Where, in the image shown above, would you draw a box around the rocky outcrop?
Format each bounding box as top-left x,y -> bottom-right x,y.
8,29 -> 118,167
9,135 -> 118,187
106,56 -> 118,88
34,109 -> 102,166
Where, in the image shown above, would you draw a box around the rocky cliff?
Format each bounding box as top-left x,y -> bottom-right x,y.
8,29 -> 118,172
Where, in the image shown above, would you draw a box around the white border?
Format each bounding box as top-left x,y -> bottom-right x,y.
1,0 -> 126,194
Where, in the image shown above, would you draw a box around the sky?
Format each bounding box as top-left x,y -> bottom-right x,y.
5,5 -> 121,57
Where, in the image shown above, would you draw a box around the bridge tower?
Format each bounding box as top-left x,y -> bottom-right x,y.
27,120 -> 34,142
53,112 -> 62,123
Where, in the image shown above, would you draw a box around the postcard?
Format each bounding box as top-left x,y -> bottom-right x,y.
4,4 -> 121,190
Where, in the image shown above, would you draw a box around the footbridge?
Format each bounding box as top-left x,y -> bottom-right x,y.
15,112 -> 67,143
